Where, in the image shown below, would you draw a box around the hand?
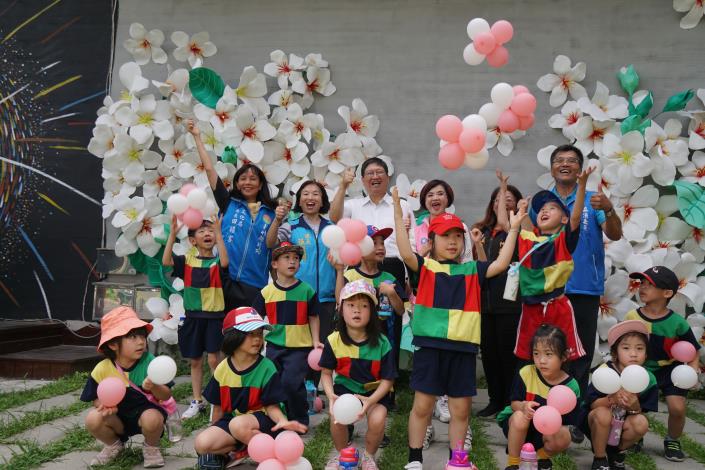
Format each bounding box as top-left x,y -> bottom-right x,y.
391,186 -> 401,207
313,340 -> 324,350
327,252 -> 344,271
509,203 -> 528,230
272,419 -> 308,434
213,214 -> 223,232
186,120 -> 200,137
470,228 -> 484,244
355,395 -> 372,419
141,377 -> 154,392
419,241 -> 432,257
328,394 -> 339,418
589,183 -> 613,212
521,401 -> 539,419
617,390 -> 639,410
275,202 -> 290,223
577,166 -> 595,187
341,168 -> 355,188
170,215 -> 181,238
97,404 -> 118,417
496,168 -> 510,189
517,198 -> 529,213
378,282 -> 396,297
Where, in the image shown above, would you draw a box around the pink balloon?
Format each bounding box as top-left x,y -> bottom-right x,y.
308,348 -> 323,371
473,32 -> 497,55
671,341 -> 697,363
274,431 -> 305,464
510,93 -> 537,117
458,128 -> 486,154
314,396 -> 323,412
435,115 -> 463,142
518,113 -> 535,131
182,207 -> 204,230
533,406 -> 562,435
179,183 -> 197,196
438,143 -> 465,170
490,20 -> 514,44
486,46 -> 509,68
339,242 -> 362,265
97,377 -> 126,407
248,433 -> 276,463
546,385 -> 577,415
497,110 -> 520,133
337,218 -> 367,243
257,459 -> 286,470
513,85 -> 530,95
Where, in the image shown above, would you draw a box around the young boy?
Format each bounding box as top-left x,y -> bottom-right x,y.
252,241 -> 321,426
82,307 -> 173,468
514,168 -> 593,362
162,215 -> 229,419
625,265 -> 702,461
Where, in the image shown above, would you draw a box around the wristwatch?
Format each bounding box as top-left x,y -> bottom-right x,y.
604,207 -> 615,218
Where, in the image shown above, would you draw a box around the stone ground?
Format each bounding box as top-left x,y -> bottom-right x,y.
1,377 -> 704,469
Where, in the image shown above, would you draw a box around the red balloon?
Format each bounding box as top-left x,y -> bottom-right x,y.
497,110 -> 520,133
510,93 -> 537,117
473,32 -> 497,55
513,85 -> 530,95
438,143 -> 465,170
337,218 -> 367,243
435,115 -> 463,142
458,128 -> 486,153
486,46 -> 509,68
533,406 -> 562,435
308,348 -> 323,371
518,113 -> 535,131
248,433 -> 276,463
490,20 -> 514,44
339,242 -> 362,265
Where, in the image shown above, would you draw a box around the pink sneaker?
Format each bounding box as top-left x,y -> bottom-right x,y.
361,452 -> 378,470
142,444 -> 165,468
90,440 -> 124,466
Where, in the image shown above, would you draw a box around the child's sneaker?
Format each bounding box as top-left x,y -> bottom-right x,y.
590,457 -> 609,470
664,439 -> 685,462
538,459 -> 552,469
607,448 -> 625,469
142,444 -> 165,468
324,455 -> 340,470
183,399 -> 207,419
90,439 -> 124,466
197,453 -> 226,470
379,434 -> 391,448
404,462 -> 423,470
422,424 -> 435,450
434,396 -> 451,423
361,452 -> 378,470
225,444 -> 248,468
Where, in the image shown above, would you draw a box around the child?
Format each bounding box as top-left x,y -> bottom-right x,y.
81,307 -> 173,468
194,307 -> 307,468
320,280 -> 396,470
162,215 -> 229,419
393,187 -> 525,470
585,320 -> 656,470
624,266 -> 702,461
252,241 -> 321,426
497,325 -> 580,470
513,168 -> 594,362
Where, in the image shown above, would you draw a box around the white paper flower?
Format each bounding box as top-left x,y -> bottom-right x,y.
278,103 -> 317,146
674,0 -> 704,29
688,115 -> 705,150
220,107 -> 276,163
537,55 -> 588,107
109,62 -> 150,114
654,195 -> 691,243
395,174 -> 426,211
105,134 -> 161,187
88,125 -> 118,159
573,116 -> 619,158
123,23 -> 167,65
101,185 -> 134,219
304,53 -> 328,68
677,151 -> 705,185
263,50 -> 304,89
291,66 -> 336,109
615,185 -> 659,242
177,150 -> 216,188
235,66 -> 269,117
152,68 -> 190,99
486,128 -> 526,156
268,89 -> 300,111
338,99 -> 380,145
548,101 -> 583,140
644,119 -> 689,186
193,89 -> 238,131
159,135 -> 190,169
311,133 -> 363,174
599,270 -> 638,321
262,137 -> 310,185
171,31 -> 217,67
577,81 -> 629,122
143,163 -> 182,201
115,94 -> 174,144
601,131 -> 653,195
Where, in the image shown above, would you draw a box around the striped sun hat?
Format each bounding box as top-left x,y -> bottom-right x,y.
222,306 -> 272,334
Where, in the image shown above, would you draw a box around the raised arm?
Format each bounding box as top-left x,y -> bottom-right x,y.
161,215 -> 179,267
266,200 -> 290,248
213,215 -> 229,268
571,167 -> 594,232
392,187 -> 418,272
187,120 -> 218,190
486,200 -> 526,278
495,169 -> 510,232
329,168 -> 354,223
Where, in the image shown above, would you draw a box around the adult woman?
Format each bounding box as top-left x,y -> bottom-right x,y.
188,122 -> 276,309
266,180 -> 337,340
473,170 -> 523,418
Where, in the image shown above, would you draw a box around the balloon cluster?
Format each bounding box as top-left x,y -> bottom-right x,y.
669,341 -> 699,389
435,114 -> 489,170
591,364 -> 651,395
532,385 -> 577,435
321,218 -> 373,266
248,431 -> 312,470
166,183 -> 218,230
480,83 -> 537,134
463,18 -> 514,68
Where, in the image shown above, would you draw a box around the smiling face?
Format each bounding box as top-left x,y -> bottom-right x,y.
536,201 -> 568,232
532,339 -> 565,379
613,333 -> 647,370
189,223 -> 215,251
361,163 -> 389,197
362,235 -> 386,263
110,329 -> 147,362
550,149 -> 582,186
236,168 -> 263,202
299,183 -> 323,215
424,184 -> 450,216
341,294 -> 372,330
272,251 -> 300,279
431,228 -> 465,261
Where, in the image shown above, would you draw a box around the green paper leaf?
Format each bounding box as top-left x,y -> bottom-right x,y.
673,180 -> 705,229
620,115 -> 651,135
633,91 -> 653,118
617,65 -> 639,96
662,89 -> 695,113
221,146 -> 238,164
189,67 -> 225,109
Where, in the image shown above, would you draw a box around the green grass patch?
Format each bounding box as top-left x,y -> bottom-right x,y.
648,415 -> 705,464
302,416 -> 334,469
0,372 -> 87,412
687,404 -> 705,428
625,451 -> 658,470
1,426 -> 95,470
551,452 -> 577,470
469,418 -> 499,470
0,400 -> 91,441
377,377 -> 413,470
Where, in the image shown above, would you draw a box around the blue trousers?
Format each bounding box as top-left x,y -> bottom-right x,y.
266,344 -> 310,425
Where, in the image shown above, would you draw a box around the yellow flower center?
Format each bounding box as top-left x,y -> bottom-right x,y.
120,90 -> 132,101
125,208 -> 139,220
137,113 -> 154,125
618,151 -> 633,165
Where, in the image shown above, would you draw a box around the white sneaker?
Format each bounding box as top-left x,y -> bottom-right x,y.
464,427 -> 473,452
404,461 -> 423,470
434,396 -> 450,423
182,399 -> 206,419
90,440 -> 124,466
324,455 -> 340,470
422,424 -> 435,450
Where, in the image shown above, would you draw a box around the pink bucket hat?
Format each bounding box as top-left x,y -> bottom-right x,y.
98,306 -> 152,350
607,320 -> 649,347
340,279 -> 378,305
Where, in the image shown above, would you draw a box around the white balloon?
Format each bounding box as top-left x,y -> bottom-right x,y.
478,103 -> 502,128
358,236 -> 374,256
147,355 -> 178,385
591,366 -> 621,394
464,149 -> 489,170
462,43 -> 485,66
332,394 -> 362,425
671,364 -> 698,390
462,114 -> 487,133
466,17 -> 490,40
160,327 -> 178,345
186,188 -> 207,210
203,198 -> 219,217
596,314 -> 618,341
167,194 -> 188,215
286,457 -> 313,470
321,225 -> 346,249
620,365 -> 650,394
491,82 -> 514,110
687,313 -> 705,328
145,297 -> 169,318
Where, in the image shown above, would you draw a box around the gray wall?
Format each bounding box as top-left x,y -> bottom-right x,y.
112,0 -> 703,224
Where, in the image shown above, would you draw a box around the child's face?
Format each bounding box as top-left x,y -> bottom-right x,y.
341,294 -> 372,329
637,279 -> 673,304
299,184 -> 323,215
532,340 -> 564,378
189,224 -> 216,251
536,201 -> 567,232
432,228 -> 465,261
109,329 -> 147,362
615,334 -> 647,368
240,328 -> 264,355
363,236 -> 386,263
272,252 -> 300,278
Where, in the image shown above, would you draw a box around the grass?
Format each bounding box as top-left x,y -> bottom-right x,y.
648,415 -> 705,464
469,418 -> 499,470
377,375 -> 413,470
0,372 -> 87,412
551,452 -> 577,470
0,400 -> 90,441
625,451 -> 659,470
302,416 -> 334,469
687,404 -> 705,428
1,426 -> 95,470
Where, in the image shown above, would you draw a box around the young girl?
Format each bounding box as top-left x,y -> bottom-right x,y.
497,325 -> 580,470
320,280 -> 397,470
393,188 -> 525,470
194,307 -> 307,469
585,321 -> 656,470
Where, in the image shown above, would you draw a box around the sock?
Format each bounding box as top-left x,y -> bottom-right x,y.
507,456 -> 521,466
408,447 -> 423,463
666,435 -> 679,441
537,448 -> 550,460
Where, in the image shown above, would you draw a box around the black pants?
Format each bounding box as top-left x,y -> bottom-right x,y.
480,312 -> 520,408
381,257 -> 406,369
223,278 -> 261,312
567,293 -> 600,396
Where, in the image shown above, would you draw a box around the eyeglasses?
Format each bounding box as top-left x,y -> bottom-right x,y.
363,170 -> 386,177
552,157 -> 580,166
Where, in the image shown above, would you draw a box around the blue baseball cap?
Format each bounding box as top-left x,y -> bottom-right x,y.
367,225 -> 393,240
530,190 -> 569,225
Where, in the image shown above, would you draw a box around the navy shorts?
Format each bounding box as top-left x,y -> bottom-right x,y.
213,411 -> 279,437
655,363 -> 689,397
333,384 -> 393,411
501,415 -> 544,451
410,347 -> 477,397
117,405 -> 166,442
178,316 -> 225,359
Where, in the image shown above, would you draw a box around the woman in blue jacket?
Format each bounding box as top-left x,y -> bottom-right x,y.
188,122 -> 275,309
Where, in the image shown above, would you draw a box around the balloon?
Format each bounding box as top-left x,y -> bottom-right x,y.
307,348 -> 323,371
513,85 -> 530,95
257,459 -> 286,470
182,208 -> 204,230
533,406 -> 562,435
274,431 -> 305,464
491,83 -> 514,109
671,341 -> 697,363
435,115 -> 463,142
458,128 -> 486,153
321,225 -> 346,249
339,242 -> 362,266
464,149 -> 489,170
472,32 -> 496,55
358,235 -> 374,256
248,433 -> 276,463
462,114 -> 487,133
167,194 -> 189,215
490,20 -> 514,44
671,364 -> 698,389
687,313 -> 705,328
286,457 -> 313,470
478,103 -> 502,128
497,110 -> 520,133
332,394 -> 363,425
518,114 -> 535,131
591,366 -> 621,394
145,297 -> 169,318
463,43 -> 485,66
546,385 -> 577,415
179,183 -> 197,196
97,377 -> 126,407
510,93 -> 537,117
438,143 -> 465,170
203,198 -> 219,217
466,18 -> 490,40
147,355 -> 177,385
621,365 -> 650,394
486,46 -> 509,68
314,396 -> 323,412
337,218 -> 367,243
186,188 -> 207,210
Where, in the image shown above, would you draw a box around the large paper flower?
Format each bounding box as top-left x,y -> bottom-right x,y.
601,131 -> 653,196
310,133 -> 364,174
193,89 -> 238,131
123,23 -> 167,65
548,101 -> 583,140
486,128 -> 526,156
278,103 -> 317,146
176,151 -> 216,188
338,99 -> 380,145
576,81 -> 629,122
537,55 -> 588,107
121,198 -> 170,257
109,62 -> 150,113
171,31 -> 217,67
159,135 -> 190,169
143,163 -> 182,201
291,66 -> 336,109
645,119 -> 689,185
87,125 -> 118,159
615,185 -> 659,242
687,114 -> 705,150
573,116 -> 619,158
262,137 -> 310,185
114,94 -> 174,144
599,270 -> 638,320
101,186 -> 134,220
395,173 -> 426,211
235,66 -> 269,117
678,151 -> 705,186
219,107 -> 276,163
674,0 -> 704,29
263,50 -> 304,89
105,134 -> 161,187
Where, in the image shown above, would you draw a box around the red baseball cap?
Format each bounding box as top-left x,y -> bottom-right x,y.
222,306 -> 272,334
429,212 -> 466,235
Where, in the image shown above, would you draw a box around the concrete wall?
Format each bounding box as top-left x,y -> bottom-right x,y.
112,0 -> 703,224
